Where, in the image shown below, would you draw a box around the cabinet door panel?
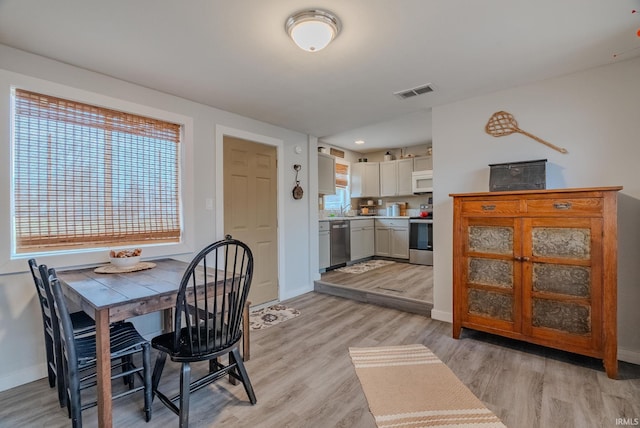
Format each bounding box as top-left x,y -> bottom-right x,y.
468,258 -> 514,288
468,289 -> 513,321
459,217 -> 521,333
532,298 -> 591,335
468,225 -> 514,255
532,227 -> 591,260
532,263 -> 591,297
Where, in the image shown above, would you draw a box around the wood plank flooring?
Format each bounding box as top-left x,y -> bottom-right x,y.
1,292 -> 639,428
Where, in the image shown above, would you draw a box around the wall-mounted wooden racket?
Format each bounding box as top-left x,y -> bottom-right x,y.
485,111 -> 568,154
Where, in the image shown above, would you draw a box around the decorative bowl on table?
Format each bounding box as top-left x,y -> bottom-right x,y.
109,248 -> 142,268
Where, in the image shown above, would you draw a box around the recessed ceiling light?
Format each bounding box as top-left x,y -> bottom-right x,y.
354,140 -> 365,145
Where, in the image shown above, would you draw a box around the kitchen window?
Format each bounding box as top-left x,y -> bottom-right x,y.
323,160 -> 350,210
11,88 -> 182,254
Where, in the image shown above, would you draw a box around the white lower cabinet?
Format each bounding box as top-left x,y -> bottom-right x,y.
375,218 -> 409,259
319,221 -> 330,269
350,219 -> 375,261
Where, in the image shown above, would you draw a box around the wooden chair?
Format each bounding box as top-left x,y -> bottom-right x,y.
151,236 -> 257,427
48,268 -> 153,427
28,258 -> 95,407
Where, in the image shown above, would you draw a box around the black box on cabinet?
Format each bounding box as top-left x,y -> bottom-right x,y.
489,159 -> 547,192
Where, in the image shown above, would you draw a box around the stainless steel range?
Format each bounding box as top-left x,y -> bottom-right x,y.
409,203 -> 433,265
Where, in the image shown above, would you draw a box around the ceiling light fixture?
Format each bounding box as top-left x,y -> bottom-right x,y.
285,9 -> 341,52
355,140 -> 365,145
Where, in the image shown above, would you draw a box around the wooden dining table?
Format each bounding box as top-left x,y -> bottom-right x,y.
57,258 -> 251,428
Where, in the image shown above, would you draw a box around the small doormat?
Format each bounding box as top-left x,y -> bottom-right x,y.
349,344 -> 506,428
335,260 -> 395,274
249,305 -> 300,330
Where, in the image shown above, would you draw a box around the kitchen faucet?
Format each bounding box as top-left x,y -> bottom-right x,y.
340,204 -> 351,217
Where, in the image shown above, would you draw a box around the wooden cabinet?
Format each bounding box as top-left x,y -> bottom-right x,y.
351,162 -> 379,197
451,187 -> 622,378
350,219 -> 375,261
375,218 -> 409,259
319,221 -> 330,270
318,153 -> 336,195
379,159 -> 414,196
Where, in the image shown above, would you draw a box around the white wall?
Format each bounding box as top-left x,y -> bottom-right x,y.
0,44 -> 316,391
431,56 -> 640,363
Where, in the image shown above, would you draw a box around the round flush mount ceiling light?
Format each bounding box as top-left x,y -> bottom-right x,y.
285,9 -> 341,52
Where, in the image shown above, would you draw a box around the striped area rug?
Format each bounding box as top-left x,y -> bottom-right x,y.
349,344 -> 506,428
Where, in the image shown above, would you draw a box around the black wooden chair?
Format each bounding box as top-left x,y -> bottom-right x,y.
28,258 -> 95,407
48,268 -> 153,427
151,236 -> 257,427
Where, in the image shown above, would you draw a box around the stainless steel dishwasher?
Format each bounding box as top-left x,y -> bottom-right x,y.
330,220 -> 350,267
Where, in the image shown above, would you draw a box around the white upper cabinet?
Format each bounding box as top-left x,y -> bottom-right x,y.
318,153 -> 336,195
397,158 -> 414,195
413,156 -> 432,171
379,158 -> 414,196
379,161 -> 397,197
351,162 -> 380,198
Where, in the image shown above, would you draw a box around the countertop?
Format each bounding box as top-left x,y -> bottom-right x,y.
319,216 -> 410,221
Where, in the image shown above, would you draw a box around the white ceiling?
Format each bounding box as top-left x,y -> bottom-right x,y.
1,0 -> 638,153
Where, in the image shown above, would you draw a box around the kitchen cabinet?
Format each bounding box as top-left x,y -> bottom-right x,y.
451,187 -> 622,379
379,159 -> 414,197
397,158 -> 414,196
413,156 -> 432,171
318,153 -> 336,195
319,221 -> 330,270
375,218 -> 409,259
351,162 -> 379,198
350,219 -> 375,261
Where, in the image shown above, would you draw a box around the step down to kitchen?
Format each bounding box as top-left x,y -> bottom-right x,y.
313,280 -> 432,316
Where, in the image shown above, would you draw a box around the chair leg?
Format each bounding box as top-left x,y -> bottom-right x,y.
142,344 -> 152,422
68,366 -> 82,427
122,355 -> 134,388
152,352 -> 167,400
230,348 -> 256,404
179,363 -> 191,428
44,332 -> 56,388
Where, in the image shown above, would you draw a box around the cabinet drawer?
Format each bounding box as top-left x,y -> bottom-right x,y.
319,221 -> 330,232
350,219 -> 374,228
461,200 -> 520,215
375,218 -> 408,228
526,198 -> 602,215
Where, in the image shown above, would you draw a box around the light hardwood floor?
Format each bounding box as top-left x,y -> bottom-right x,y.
1,292 -> 639,428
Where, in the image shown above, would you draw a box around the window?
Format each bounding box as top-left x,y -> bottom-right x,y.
323,161 -> 350,211
12,88 -> 182,254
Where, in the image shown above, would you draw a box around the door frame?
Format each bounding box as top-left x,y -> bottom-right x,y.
215,125 -> 285,302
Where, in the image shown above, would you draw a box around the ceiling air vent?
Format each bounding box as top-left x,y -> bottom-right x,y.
394,83 -> 434,99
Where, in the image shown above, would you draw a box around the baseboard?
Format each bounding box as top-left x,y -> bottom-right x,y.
280,283 -> 314,302
618,347 -> 640,365
0,363 -> 45,393
430,309 -> 452,323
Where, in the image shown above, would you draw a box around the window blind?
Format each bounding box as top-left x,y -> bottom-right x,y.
13,89 -> 182,253
336,163 -> 349,188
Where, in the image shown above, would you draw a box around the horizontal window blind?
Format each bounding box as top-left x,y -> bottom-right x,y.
13,89 -> 182,252
336,163 -> 349,188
